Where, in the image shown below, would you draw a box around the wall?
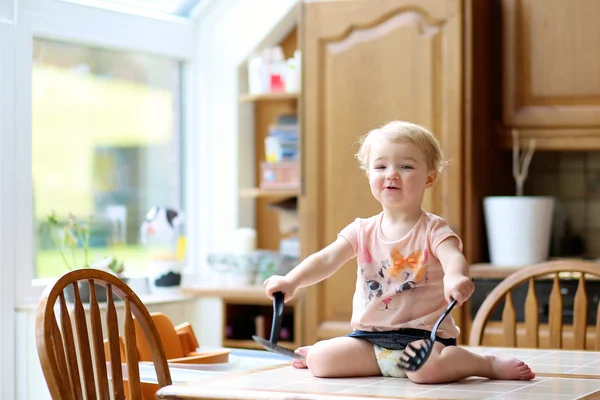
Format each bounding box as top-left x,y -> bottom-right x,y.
0,1 -> 17,398
191,0 -> 297,347
524,151 -> 600,259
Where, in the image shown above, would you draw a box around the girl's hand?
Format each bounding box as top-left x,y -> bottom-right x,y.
263,275 -> 298,302
443,274 -> 474,305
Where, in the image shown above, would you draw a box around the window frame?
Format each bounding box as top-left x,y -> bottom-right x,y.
12,0 -> 199,305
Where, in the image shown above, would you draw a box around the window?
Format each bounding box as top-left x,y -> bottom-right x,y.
63,0 -> 203,17
32,38 -> 185,279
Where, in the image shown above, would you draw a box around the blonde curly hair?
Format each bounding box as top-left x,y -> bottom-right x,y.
354,120 -> 447,174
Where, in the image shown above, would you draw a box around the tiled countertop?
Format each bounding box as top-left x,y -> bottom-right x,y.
154,346 -> 600,400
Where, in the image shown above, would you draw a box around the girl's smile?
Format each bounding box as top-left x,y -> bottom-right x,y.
367,139 -> 436,211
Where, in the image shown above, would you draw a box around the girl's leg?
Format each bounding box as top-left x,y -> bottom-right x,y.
291,337 -> 381,378
404,340 -> 535,384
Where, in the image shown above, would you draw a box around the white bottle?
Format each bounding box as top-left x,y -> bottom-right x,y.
285,50 -> 301,93
248,53 -> 266,94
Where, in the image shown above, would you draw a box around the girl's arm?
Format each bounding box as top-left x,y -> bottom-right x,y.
436,237 -> 474,304
436,237 -> 469,277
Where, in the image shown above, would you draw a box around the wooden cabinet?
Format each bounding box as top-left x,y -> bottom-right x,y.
498,0 -> 600,149
300,0 -> 488,344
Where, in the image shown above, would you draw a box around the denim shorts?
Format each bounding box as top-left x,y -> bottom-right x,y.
347,328 -> 457,350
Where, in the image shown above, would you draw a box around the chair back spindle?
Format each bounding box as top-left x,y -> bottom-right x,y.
36,269 -> 172,400
470,260 -> 600,350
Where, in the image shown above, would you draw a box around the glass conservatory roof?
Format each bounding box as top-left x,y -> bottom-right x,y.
66,0 -> 203,18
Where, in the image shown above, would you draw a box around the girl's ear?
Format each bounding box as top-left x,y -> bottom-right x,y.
425,170 -> 438,188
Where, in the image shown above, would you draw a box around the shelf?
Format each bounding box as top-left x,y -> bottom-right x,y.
239,92 -> 299,102
239,187 -> 299,198
223,339 -> 298,351
181,285 -> 304,304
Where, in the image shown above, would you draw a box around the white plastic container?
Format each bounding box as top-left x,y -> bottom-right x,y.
284,50 -> 301,93
484,196 -> 555,266
248,53 -> 267,94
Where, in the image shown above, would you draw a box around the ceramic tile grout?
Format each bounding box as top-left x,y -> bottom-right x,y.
222,350 -> 600,400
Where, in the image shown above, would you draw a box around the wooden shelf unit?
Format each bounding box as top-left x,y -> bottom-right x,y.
182,285 -> 304,351
239,187 -> 299,199
239,92 -> 299,103
243,27 -> 299,252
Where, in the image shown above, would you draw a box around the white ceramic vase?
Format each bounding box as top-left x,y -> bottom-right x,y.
483,196 -> 555,266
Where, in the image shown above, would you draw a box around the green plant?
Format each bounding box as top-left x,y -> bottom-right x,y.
47,211 -> 93,270
46,211 -> 125,275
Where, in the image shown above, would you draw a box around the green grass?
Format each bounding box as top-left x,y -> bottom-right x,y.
36,244 -> 161,278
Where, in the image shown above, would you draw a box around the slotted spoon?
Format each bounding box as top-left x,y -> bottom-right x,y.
252,291 -> 305,360
399,299 -> 457,371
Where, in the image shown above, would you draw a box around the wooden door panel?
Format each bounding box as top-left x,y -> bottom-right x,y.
301,0 -> 462,341
502,0 -> 600,127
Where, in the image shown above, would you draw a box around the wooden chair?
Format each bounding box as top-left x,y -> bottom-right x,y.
469,260 -> 600,350
36,269 -> 172,399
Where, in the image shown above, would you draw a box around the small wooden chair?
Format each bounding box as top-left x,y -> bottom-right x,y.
469,260 -> 600,350
36,269 -> 172,399
134,313 -> 230,364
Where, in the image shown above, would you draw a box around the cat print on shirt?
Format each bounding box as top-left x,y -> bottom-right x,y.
359,246 -> 429,312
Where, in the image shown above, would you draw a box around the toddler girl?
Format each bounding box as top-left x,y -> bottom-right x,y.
263,121 -> 534,383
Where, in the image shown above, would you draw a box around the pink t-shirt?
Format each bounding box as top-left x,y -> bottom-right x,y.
338,209 -> 462,339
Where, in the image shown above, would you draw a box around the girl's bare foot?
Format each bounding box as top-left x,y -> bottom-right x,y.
489,356 -> 535,380
291,346 -> 311,369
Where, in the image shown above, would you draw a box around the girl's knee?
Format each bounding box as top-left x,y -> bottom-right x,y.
305,340 -> 338,377
404,344 -> 445,384
405,363 -> 443,384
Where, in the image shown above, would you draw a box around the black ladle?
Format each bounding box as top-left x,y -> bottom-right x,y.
252,291 -> 305,360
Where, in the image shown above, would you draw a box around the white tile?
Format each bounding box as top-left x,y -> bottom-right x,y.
568,366 -> 600,374
414,388 -> 503,399
273,382 -> 358,393
489,393 -> 575,400
447,381 -> 538,391
528,364 -> 577,373
535,377 -> 600,388
340,385 -> 428,396
536,351 -> 600,362
508,384 -> 599,396
301,376 -> 386,385
207,378 -> 287,390
368,378 -> 449,389
530,357 -> 592,366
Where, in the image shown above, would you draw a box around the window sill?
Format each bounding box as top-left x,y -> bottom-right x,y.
15,274 -> 195,312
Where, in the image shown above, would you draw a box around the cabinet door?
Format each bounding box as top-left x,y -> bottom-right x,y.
300,0 -> 463,343
502,0 -> 600,128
